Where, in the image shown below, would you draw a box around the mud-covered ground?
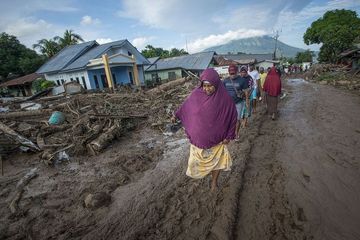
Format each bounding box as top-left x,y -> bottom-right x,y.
1,78 -> 360,240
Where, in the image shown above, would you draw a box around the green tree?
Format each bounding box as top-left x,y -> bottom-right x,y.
33,38 -> 61,58
141,45 -> 188,58
169,48 -> 188,57
32,78 -> 55,92
56,29 -> 84,48
304,9 -> 360,63
0,32 -> 45,80
295,50 -> 314,63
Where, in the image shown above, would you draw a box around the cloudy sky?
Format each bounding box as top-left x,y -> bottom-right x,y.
1,0 -> 359,53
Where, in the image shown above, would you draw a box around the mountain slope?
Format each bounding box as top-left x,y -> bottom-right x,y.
204,35 -> 306,58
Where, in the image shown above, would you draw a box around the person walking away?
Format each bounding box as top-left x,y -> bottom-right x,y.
238,66 -> 253,128
263,66 -> 282,120
248,65 -> 260,114
223,65 -> 250,140
172,68 -> 237,191
259,67 -> 267,102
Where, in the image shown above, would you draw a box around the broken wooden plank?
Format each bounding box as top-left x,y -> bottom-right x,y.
0,109 -> 52,119
0,122 -> 40,151
88,113 -> 147,119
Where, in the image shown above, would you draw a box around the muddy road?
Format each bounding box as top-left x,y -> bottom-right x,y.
1,79 -> 360,240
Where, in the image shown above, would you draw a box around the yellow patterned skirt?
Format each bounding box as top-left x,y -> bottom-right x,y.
186,143 -> 232,179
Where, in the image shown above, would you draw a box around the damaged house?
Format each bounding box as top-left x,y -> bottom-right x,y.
144,51 -> 216,83
37,40 -> 150,90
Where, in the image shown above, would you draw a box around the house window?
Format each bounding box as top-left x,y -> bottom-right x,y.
168,71 -> 176,81
56,80 -> 60,86
101,74 -> 108,88
75,77 -> 80,83
61,79 -> 65,84
112,74 -> 116,84
94,75 -> 99,89
128,71 -> 134,85
81,76 -> 87,90
128,51 -> 132,57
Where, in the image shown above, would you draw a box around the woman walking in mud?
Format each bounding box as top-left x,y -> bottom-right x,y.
263,66 -> 282,120
171,68 -> 237,191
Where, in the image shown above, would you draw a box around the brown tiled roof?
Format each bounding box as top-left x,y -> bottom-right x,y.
214,56 -> 239,66
0,73 -> 43,87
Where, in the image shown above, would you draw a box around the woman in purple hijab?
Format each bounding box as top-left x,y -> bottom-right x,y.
172,68 -> 237,191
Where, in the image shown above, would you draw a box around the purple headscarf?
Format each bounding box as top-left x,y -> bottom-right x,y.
175,68 -> 237,149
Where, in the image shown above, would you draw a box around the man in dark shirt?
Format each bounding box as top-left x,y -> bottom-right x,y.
223,65 -> 250,139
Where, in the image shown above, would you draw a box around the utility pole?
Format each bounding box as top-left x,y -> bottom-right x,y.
273,30 -> 280,60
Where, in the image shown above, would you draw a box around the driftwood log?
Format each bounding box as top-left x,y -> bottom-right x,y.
0,122 -> 40,151
9,168 -> 38,214
87,122 -> 121,155
0,109 -> 52,119
147,77 -> 191,95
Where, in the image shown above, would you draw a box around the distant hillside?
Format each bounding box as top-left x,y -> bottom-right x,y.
204,35 -> 306,58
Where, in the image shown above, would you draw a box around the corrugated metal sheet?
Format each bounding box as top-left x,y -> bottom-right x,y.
214,56 -> 239,66
146,52 -> 215,71
62,40 -> 126,71
37,41 -> 97,74
147,57 -> 160,64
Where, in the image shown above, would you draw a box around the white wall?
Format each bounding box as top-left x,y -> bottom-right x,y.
255,62 -> 274,70
45,70 -> 91,89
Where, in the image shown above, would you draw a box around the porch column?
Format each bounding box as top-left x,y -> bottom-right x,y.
131,55 -> 140,86
102,54 -> 114,91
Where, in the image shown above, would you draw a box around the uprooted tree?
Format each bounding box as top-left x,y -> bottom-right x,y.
303,9 -> 360,63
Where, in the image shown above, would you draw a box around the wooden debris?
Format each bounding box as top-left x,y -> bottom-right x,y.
0,109 -> 52,119
147,77 -> 191,95
1,76 -> 197,163
9,168 -> 38,214
0,122 -> 40,151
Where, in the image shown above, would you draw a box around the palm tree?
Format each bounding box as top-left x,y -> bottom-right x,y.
57,29 -> 84,48
33,38 -> 61,58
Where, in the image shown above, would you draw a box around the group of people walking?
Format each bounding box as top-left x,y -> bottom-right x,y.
171,65 -> 282,191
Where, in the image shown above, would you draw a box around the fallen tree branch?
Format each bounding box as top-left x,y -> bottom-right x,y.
147,77 -> 191,95
9,168 -> 38,214
0,122 -> 40,151
0,109 -> 52,119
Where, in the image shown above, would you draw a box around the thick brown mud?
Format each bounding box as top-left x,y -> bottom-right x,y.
1,79 -> 359,240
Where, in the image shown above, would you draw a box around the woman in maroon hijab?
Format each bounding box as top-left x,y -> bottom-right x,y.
172,68 -> 237,191
263,66 -> 282,120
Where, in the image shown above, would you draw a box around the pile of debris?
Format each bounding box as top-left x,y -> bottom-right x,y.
284,64 -> 360,92
0,77 -> 197,165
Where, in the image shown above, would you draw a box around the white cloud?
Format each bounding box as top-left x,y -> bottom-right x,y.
3,18 -> 63,47
81,15 -> 101,26
0,0 -> 77,47
96,38 -> 113,44
5,18 -> 52,37
187,29 -> 267,53
118,0 -> 224,33
131,37 -> 155,50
